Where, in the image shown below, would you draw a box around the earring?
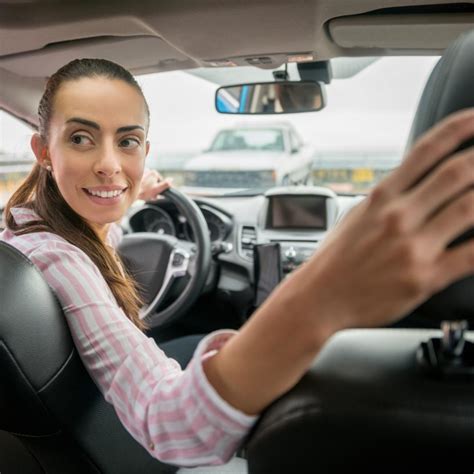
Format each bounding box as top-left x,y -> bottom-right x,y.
46,165 -> 52,172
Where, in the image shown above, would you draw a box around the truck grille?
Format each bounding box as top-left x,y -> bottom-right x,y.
186,171 -> 274,188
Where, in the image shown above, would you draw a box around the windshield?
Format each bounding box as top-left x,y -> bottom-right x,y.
209,129 -> 284,152
0,56 -> 439,206
139,56 -> 438,196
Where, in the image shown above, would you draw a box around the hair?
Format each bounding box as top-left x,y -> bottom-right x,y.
5,58 -> 150,330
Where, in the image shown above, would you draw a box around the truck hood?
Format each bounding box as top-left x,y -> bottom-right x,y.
184,151 -> 286,171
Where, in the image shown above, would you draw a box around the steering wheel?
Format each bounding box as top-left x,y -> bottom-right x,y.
117,187 -> 211,328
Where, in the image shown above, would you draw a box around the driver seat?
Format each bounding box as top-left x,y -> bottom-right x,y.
0,241 -> 177,473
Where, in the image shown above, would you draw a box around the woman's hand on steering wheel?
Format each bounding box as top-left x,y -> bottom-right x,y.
137,168 -> 173,202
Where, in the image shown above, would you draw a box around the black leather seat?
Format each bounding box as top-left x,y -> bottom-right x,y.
245,30 -> 474,474
0,241 -> 177,473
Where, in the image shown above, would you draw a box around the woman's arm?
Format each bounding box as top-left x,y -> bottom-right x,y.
203,109 -> 474,415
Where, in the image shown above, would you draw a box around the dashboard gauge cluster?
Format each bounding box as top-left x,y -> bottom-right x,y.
204,209 -> 229,241
183,205 -> 232,242
130,206 -> 176,236
128,203 -> 232,243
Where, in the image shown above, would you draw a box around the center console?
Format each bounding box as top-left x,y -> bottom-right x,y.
252,186 -> 338,303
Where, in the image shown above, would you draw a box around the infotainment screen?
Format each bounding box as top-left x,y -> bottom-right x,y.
267,195 -> 327,229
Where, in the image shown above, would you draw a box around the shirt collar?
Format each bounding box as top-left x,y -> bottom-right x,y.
10,207 -> 39,225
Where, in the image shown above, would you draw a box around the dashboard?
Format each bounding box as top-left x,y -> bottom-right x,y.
121,188 -> 427,331
124,187 -> 362,309
127,201 -> 233,243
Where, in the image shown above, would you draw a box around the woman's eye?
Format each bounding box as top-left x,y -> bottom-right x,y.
71,134 -> 93,146
120,138 -> 140,149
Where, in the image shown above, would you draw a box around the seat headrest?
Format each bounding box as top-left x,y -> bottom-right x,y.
406,30 -> 474,324
0,241 -> 73,435
406,29 -> 474,148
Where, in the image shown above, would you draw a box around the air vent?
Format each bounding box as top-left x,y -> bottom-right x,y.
240,226 -> 257,259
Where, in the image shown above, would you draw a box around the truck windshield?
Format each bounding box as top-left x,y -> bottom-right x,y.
209,129 -> 284,152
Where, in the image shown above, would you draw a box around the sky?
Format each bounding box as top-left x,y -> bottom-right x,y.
0,56 -> 439,160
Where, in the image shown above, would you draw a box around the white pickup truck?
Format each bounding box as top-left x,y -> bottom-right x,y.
183,123 -> 313,193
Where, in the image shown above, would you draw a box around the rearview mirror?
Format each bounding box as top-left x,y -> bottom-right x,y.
216,81 -> 325,115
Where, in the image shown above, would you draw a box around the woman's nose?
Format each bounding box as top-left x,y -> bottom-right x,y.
93,145 -> 121,178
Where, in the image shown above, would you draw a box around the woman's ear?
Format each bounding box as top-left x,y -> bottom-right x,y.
31,133 -> 49,168
145,140 -> 150,157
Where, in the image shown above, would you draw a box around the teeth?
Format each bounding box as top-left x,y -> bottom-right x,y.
86,188 -> 125,198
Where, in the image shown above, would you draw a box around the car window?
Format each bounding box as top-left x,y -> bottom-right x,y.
0,111 -> 33,209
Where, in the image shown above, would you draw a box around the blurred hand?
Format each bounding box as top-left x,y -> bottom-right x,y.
304,108 -> 474,332
137,169 -> 173,201
202,109 -> 474,415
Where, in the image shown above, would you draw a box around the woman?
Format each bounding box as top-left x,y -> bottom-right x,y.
1,58 -> 473,470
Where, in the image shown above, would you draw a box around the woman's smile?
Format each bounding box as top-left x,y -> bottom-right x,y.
82,185 -> 129,206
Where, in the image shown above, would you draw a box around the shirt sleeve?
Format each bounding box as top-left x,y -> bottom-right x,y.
29,241 -> 257,467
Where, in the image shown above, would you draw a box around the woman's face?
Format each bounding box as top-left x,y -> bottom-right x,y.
37,76 -> 150,236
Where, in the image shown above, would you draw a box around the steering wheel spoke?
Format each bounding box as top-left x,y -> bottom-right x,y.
139,247 -> 190,319
175,240 -> 198,276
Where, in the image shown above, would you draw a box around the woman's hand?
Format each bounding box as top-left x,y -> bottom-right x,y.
137,169 -> 173,201
307,108 -> 474,332
204,109 -> 474,416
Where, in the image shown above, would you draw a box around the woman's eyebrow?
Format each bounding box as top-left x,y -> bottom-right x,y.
66,117 -> 100,130
65,117 -> 144,133
117,125 -> 145,133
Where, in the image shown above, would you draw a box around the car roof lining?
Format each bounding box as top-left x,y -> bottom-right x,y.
1,1 -> 471,66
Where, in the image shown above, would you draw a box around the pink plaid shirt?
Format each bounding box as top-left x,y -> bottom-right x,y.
1,207 -> 256,467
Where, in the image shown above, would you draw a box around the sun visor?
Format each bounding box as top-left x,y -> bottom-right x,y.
329,13 -> 474,51
0,15 -> 162,57
0,36 -> 197,78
